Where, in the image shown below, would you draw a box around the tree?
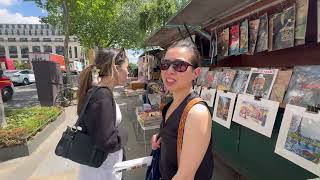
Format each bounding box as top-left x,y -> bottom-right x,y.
35,0 -> 76,84
37,0 -> 189,51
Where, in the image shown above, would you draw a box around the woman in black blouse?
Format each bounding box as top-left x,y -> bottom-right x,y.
152,40 -> 213,180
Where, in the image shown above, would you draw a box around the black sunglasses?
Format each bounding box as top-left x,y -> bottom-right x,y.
160,59 -> 195,72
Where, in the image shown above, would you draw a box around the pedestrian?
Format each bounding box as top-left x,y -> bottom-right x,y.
151,39 -> 214,180
77,48 -> 129,180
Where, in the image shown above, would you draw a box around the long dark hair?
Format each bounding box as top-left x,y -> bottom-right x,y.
77,48 -> 127,115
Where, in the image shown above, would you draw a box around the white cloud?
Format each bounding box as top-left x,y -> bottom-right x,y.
0,0 -> 18,6
0,9 -> 41,24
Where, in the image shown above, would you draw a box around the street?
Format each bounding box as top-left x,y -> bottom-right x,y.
4,83 -> 40,109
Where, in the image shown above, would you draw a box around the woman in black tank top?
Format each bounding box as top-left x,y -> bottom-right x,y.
151,40 -> 213,180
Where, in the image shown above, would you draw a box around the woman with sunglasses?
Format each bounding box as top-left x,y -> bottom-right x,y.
77,48 -> 129,180
151,40 -> 213,180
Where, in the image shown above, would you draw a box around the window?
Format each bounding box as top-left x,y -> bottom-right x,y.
17,30 -> 20,35
8,38 -> 16,42
40,30 -> 43,35
46,30 -> 49,36
35,30 -> 37,36
69,47 -> 72,58
41,25 -> 44,29
55,38 -> 63,42
43,38 -> 51,42
20,70 -> 29,74
29,24 -> 33,29
74,47 -> 78,58
9,46 -> 18,58
56,46 -> 64,56
6,24 -> 9,28
32,46 -> 41,53
31,38 -> 40,42
24,24 -> 27,28
23,29 -> 26,35
29,30 -> 32,35
46,24 -> 49,29
58,31 -> 61,35
35,24 -> 38,29
52,30 -> 55,35
0,46 -> 5,57
5,30 -> 8,35
11,29 -> 14,35
18,24 -> 21,28
44,46 -> 52,53
0,25 -> 2,28
12,24 -> 15,28
0,30 -> 1,35
20,46 -> 29,58
20,38 -> 28,42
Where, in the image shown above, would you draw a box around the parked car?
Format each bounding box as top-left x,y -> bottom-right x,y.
4,70 -> 35,85
0,76 -> 14,102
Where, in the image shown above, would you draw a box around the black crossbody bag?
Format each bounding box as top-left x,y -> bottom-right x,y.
55,87 -> 108,168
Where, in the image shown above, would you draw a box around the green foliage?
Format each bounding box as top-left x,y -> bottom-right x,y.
128,62 -> 138,77
0,106 -> 62,147
13,61 -> 30,70
37,0 -> 189,49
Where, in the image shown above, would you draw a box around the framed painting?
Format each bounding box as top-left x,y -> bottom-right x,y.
213,91 -> 237,128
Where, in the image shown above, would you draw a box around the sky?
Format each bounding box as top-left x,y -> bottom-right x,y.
0,0 -> 142,63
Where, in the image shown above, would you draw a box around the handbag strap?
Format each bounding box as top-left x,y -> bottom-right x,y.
75,86 -> 104,127
176,97 -> 202,166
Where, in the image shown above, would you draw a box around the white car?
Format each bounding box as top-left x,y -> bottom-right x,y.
4,70 -> 35,85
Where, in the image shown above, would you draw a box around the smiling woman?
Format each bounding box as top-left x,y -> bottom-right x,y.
151,39 -> 214,180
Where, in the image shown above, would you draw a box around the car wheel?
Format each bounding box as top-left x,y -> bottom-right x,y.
2,87 -> 13,102
23,78 -> 29,85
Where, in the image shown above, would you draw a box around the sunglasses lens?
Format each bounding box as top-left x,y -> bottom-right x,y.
160,61 -> 170,70
173,61 -> 188,72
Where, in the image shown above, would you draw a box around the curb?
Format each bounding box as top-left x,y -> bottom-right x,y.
0,110 -> 66,162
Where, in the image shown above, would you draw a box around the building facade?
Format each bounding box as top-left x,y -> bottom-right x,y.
0,23 -> 83,64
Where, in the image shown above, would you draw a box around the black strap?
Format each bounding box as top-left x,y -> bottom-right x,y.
75,86 -> 103,127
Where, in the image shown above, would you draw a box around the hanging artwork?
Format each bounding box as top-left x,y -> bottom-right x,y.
229,24 -> 240,56
240,20 -> 249,54
232,94 -> 279,137
244,68 -> 278,99
215,69 -> 237,91
248,19 -> 260,55
256,13 -> 269,53
213,91 -> 237,128
283,66 -> 320,107
270,69 -> 293,103
218,28 -> 230,57
268,14 -> 276,51
194,85 -> 202,95
295,0 -> 309,45
275,104 -> 320,176
206,71 -> 217,88
210,30 -> 218,61
200,88 -> 217,107
231,69 -> 250,94
196,67 -> 210,86
272,5 -> 296,51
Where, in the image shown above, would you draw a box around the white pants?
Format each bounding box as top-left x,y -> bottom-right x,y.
78,149 -> 123,180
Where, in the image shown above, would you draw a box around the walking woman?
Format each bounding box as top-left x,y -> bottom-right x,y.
152,40 -> 214,180
77,48 -> 129,180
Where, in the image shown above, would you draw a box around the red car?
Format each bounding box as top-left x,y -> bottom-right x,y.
0,75 -> 14,102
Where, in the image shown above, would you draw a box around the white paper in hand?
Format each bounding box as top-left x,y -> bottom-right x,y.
113,156 -> 152,173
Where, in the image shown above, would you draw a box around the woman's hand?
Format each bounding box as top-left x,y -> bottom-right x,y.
151,134 -> 161,150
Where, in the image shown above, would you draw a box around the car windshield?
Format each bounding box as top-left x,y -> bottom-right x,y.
4,70 -> 19,74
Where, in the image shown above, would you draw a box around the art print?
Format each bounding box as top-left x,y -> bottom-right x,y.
213,91 -> 237,128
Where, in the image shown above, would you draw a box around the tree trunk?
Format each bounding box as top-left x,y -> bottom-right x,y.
62,0 -> 71,85
0,93 -> 6,128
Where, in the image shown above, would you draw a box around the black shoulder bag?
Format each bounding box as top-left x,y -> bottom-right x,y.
55,86 -> 108,168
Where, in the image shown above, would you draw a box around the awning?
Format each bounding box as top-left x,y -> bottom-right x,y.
167,0 -> 258,27
145,25 -> 198,47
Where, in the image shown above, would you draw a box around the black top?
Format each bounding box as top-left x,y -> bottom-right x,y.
81,87 -> 128,154
159,92 -> 214,180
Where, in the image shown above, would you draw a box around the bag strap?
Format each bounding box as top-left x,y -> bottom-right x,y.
75,86 -> 104,127
177,97 -> 202,166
